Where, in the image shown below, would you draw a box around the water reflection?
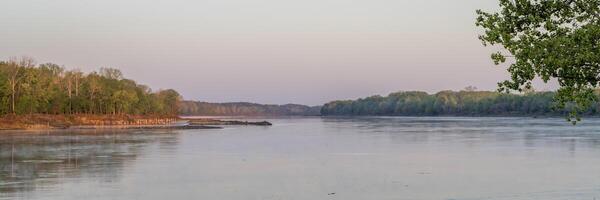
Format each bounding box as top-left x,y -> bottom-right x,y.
321,117 -> 600,153
2,117 -> 600,200
0,130 -> 180,199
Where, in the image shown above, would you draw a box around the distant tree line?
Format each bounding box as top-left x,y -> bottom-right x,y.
321,90 -> 600,116
179,101 -> 321,116
0,56 -> 181,116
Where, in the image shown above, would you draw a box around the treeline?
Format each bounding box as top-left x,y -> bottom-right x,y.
179,101 -> 321,116
0,56 -> 181,116
321,90 -> 600,116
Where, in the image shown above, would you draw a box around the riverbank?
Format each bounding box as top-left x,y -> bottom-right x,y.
0,114 -> 179,130
0,114 -> 273,130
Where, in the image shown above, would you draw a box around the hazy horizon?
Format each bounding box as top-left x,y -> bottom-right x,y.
0,0 -> 559,105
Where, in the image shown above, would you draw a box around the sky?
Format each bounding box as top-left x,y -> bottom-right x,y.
0,0 -> 558,105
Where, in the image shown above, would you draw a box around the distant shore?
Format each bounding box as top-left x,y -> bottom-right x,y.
0,114 -> 272,130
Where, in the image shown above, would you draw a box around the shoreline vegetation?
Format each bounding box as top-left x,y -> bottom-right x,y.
4,56 -> 599,130
0,56 -> 185,130
320,90 -> 600,117
0,57 -> 276,131
0,57 -> 181,117
179,101 -> 321,116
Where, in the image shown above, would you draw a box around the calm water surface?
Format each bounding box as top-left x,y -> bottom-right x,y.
1,117 -> 600,200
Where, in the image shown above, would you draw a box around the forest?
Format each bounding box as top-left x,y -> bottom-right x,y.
179,101 -> 321,116
321,90 -> 600,117
0,57 -> 181,116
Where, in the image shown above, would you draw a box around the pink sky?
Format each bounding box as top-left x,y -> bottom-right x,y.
0,0 -> 558,105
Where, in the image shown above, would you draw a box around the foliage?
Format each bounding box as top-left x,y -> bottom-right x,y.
179,101 -> 321,116
0,57 -> 181,116
476,0 -> 600,123
320,90 -> 600,116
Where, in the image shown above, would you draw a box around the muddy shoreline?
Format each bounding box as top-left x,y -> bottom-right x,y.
0,114 -> 272,131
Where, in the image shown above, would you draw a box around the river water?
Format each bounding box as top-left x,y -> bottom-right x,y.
1,117 -> 600,200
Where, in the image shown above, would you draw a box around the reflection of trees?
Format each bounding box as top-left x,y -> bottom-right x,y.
321,117 -> 600,151
0,129 -> 180,197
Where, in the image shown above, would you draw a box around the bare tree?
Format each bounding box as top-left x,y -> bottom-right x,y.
99,67 -> 123,80
463,86 -> 478,92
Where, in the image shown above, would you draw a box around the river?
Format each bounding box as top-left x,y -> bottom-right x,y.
1,117 -> 600,200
